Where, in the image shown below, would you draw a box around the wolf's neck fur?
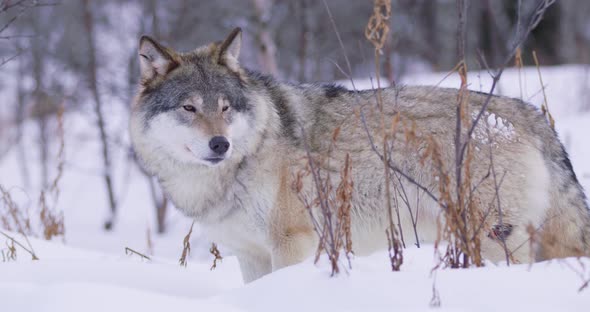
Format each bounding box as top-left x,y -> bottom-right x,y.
244,69 -> 349,149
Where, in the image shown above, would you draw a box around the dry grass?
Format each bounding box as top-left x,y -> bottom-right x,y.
365,0 -> 403,271
0,230 -> 38,260
0,184 -> 32,235
320,0 -> 557,280
1,238 -> 17,262
295,126 -> 354,275
37,104 -> 65,241
532,50 -> 555,129
296,153 -> 354,276
0,103 -> 67,261
515,47 -> 524,101
178,221 -> 194,267
209,243 -> 223,270
39,190 -> 64,240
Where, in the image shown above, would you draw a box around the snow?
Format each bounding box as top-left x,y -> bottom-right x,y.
1,233 -> 588,312
471,111 -> 517,145
1,65 -> 590,311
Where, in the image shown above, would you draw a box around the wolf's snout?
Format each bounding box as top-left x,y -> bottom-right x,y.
209,136 -> 230,155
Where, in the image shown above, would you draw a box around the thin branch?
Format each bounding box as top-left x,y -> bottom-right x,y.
209,243 -> 223,270
486,127 -> 510,266
532,50 -> 554,128
459,0 -> 556,167
0,50 -> 21,67
322,0 -> 356,90
299,123 -> 338,260
1,0 -> 28,13
124,247 -> 151,261
0,5 -> 27,34
0,230 -> 38,260
323,0 -> 443,211
0,34 -> 36,39
0,0 -> 60,35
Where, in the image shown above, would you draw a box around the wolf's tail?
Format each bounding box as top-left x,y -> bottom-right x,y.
538,131 -> 590,259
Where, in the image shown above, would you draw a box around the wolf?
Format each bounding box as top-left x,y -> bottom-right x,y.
130,28 -> 590,283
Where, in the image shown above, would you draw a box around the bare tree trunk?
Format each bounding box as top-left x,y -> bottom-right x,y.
30,19 -> 48,189
557,1 -> 576,63
16,51 -> 30,189
421,0 -> 439,68
143,0 -> 169,233
82,0 -> 117,230
252,0 -> 279,76
296,0 -> 309,82
148,0 -> 160,39
478,0 -> 508,68
37,113 -> 49,188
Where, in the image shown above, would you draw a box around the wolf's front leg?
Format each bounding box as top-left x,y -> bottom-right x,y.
270,229 -> 317,271
237,253 -> 272,283
270,164 -> 317,270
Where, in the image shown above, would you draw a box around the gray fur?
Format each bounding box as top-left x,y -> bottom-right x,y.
130,29 -> 590,283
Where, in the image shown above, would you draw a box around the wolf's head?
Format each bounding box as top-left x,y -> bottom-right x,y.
131,28 -> 262,168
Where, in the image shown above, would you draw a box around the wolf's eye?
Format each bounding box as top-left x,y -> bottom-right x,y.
183,105 -> 196,113
222,105 -> 230,112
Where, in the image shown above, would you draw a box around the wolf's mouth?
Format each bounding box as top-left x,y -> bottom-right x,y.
204,157 -> 224,164
185,145 -> 227,165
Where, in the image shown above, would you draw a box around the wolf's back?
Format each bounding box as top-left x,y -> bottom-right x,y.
297,85 -> 590,259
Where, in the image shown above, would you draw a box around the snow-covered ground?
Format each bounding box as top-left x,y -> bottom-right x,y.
2,232 -> 588,312
1,65 -> 590,311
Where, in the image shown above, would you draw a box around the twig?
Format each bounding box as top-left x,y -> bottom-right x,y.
562,259 -> 590,292
515,47 -> 524,101
179,221 -> 194,267
2,239 -> 17,261
453,0 -> 471,268
124,247 -> 151,261
486,127 -> 510,266
459,0 -> 556,169
323,0 -> 443,211
0,184 -> 31,235
0,51 -> 21,67
1,0 -> 28,13
0,0 -> 61,35
209,242 -> 223,270
299,124 -> 350,276
471,171 -> 507,240
0,5 -> 27,34
0,34 -> 36,39
366,0 -> 403,270
532,50 -> 554,129
0,230 -> 38,260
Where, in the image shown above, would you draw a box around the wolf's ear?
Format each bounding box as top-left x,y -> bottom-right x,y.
217,27 -> 242,71
139,36 -> 178,81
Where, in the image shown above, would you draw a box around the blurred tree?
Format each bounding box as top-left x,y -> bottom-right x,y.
2,0 -> 589,235
82,0 -> 118,230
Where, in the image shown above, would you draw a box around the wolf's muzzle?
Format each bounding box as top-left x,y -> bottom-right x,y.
209,136 -> 230,155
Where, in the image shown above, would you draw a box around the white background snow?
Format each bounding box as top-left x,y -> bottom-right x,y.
1,65 -> 590,311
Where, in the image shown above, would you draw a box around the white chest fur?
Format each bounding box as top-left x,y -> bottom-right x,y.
158,157 -> 281,250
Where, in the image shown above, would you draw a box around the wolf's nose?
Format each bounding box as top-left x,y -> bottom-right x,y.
209,136 -> 230,155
